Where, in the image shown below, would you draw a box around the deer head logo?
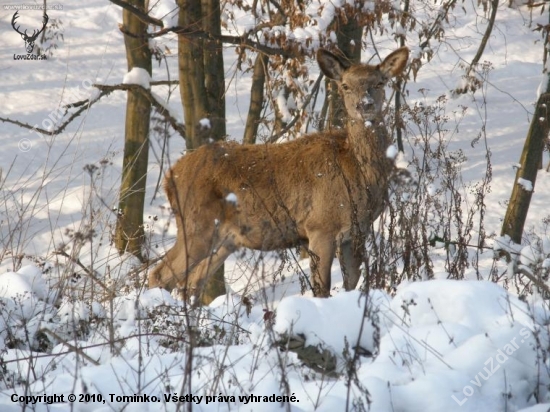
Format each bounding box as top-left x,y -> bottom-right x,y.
11,11 -> 49,54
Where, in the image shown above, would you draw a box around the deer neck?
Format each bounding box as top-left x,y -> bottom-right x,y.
347,118 -> 393,172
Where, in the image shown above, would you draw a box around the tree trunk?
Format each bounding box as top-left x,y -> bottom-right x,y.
243,53 -> 269,144
500,92 -> 550,244
394,0 -> 409,152
323,14 -> 362,130
177,0 -> 227,304
202,0 -> 226,141
115,0 -> 152,260
178,0 -> 208,149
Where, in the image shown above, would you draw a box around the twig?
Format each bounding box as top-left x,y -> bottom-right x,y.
54,249 -> 110,292
39,329 -> 101,366
109,0 -> 164,27
0,116 -> 49,135
117,23 -> 303,59
0,92 -> 106,137
92,83 -> 186,137
267,72 -> 324,143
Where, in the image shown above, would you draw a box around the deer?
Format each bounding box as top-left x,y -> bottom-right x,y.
149,46 -> 409,304
11,11 -> 49,54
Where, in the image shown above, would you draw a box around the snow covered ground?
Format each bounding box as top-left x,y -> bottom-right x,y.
1,0 -> 550,411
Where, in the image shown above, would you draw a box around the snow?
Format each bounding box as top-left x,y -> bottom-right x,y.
122,67 -> 151,89
518,177 -> 534,191
225,192 -> 238,204
0,272 -> 35,300
520,245 -> 542,267
2,1 -> 550,411
494,234 -> 524,257
395,150 -> 409,169
0,277 -> 547,411
199,118 -> 211,129
274,290 -> 388,359
276,93 -> 292,123
386,144 -> 398,159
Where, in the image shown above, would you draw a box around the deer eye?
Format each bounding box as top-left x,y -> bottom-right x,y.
341,83 -> 350,91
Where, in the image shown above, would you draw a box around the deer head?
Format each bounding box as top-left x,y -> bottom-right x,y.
317,48 -> 409,123
11,12 -> 49,54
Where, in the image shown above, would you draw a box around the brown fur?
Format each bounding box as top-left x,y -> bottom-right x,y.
150,47 -> 409,302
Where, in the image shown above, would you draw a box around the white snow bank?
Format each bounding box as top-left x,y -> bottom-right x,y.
274,280 -> 546,411
111,287 -> 178,322
0,267 -> 56,351
0,265 -> 52,302
1,279 -> 549,411
0,272 -> 35,299
274,290 -> 391,358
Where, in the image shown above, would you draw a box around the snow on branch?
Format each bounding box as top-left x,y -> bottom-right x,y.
123,67 -> 151,89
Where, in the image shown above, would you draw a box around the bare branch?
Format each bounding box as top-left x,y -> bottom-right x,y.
109,0 -> 164,27
267,72 -> 324,143
0,116 -> 49,134
39,329 -> 101,365
117,23 -> 303,59
92,83 -> 186,138
1,81 -> 183,140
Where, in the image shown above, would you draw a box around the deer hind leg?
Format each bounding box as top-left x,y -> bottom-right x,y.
338,239 -> 363,291
307,235 -> 337,297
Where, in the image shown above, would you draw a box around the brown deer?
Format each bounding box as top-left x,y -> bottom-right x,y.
150,46 -> 409,303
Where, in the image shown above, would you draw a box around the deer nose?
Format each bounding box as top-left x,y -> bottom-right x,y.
358,95 -> 375,112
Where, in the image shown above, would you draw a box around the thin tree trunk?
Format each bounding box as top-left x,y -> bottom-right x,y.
324,13 -> 362,130
200,0 -> 227,303
243,53 -> 269,144
177,0 -> 227,304
468,0 -> 499,75
178,0 -> 208,149
500,92 -> 550,244
395,0 -> 409,152
501,4 -> 550,245
202,0 -> 226,140
115,0 -> 152,259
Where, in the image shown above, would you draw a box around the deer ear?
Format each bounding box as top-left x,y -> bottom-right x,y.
317,49 -> 351,81
379,47 -> 409,78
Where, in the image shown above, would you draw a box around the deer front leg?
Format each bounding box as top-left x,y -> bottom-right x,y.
149,229 -> 219,293
338,239 -> 363,291
149,239 -> 188,291
183,244 -> 233,305
308,235 -> 337,297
